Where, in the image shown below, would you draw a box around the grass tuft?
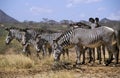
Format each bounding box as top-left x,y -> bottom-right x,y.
0,54 -> 34,69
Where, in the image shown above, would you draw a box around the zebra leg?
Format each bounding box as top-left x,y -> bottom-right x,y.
41,44 -> 47,58
53,49 -> 61,62
23,45 -> 27,53
48,47 -> 52,56
65,48 -> 69,60
82,48 -> 85,64
102,45 -> 106,65
97,46 -> 101,64
105,45 -> 114,66
112,43 -> 119,66
75,45 -> 82,65
23,43 -> 31,56
62,49 -> 65,59
106,50 -> 113,66
97,48 -> 99,60
36,51 -> 41,59
62,48 -> 69,60
88,48 -> 93,63
92,48 -> 95,63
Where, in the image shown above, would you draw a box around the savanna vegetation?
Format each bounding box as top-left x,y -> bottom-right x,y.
0,18 -> 120,78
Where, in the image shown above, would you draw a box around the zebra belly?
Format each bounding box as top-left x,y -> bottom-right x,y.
83,41 -> 102,48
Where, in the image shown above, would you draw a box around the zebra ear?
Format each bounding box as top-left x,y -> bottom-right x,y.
95,17 -> 99,23
89,17 -> 95,23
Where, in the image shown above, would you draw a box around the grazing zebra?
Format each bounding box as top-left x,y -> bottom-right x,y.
52,26 -> 119,66
35,31 -> 69,58
5,27 -> 31,55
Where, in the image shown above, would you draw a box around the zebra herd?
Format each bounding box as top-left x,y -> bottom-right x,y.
5,18 -> 120,67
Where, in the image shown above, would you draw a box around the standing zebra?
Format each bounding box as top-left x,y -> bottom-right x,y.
20,28 -> 48,58
52,26 -> 119,66
69,19 -> 105,64
88,17 -> 105,64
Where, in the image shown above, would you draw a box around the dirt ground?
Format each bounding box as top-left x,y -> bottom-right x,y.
0,48 -> 120,78
0,65 -> 120,78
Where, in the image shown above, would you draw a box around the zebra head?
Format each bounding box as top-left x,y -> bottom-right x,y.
5,28 -> 13,45
52,40 -> 63,61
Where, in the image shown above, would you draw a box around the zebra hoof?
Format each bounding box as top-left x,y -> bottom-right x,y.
73,64 -> 76,68
76,63 -> 81,65
97,58 -> 99,60
98,62 -> 101,65
112,64 -> 117,67
102,63 -> 106,66
88,60 -> 92,63
105,63 -> 109,66
81,62 -> 85,65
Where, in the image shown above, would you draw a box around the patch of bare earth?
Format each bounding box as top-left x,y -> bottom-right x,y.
0,66 -> 120,78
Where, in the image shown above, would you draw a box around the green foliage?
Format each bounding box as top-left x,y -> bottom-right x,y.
0,28 -> 8,54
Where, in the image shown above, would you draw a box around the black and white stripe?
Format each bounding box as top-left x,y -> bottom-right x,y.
53,26 -> 119,66
55,29 -> 73,48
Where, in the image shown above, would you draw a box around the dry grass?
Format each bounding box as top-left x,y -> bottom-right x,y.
0,54 -> 34,69
0,48 -> 120,78
33,71 -> 74,78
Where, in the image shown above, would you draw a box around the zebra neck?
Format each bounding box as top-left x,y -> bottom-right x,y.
57,29 -> 74,48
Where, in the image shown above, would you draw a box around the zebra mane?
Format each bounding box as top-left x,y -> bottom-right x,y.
69,22 -> 91,29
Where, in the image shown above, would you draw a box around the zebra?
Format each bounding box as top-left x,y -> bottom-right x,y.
52,26 -> 119,66
20,28 -> 68,58
88,17 -> 106,64
20,28 -> 48,58
70,18 -> 106,64
70,18 -> 105,64
5,27 -> 31,55
34,35 -> 49,58
35,31 -> 69,59
5,27 -> 24,45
